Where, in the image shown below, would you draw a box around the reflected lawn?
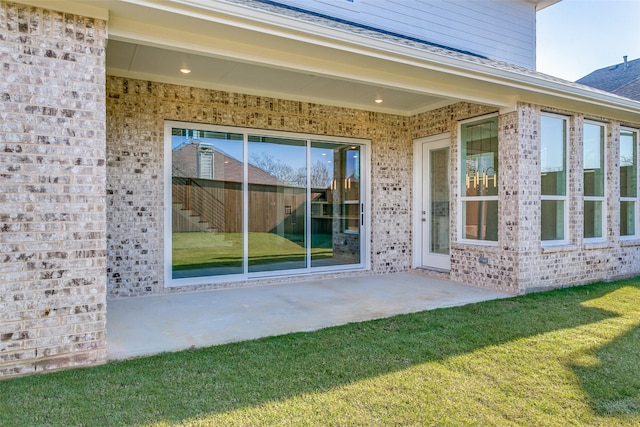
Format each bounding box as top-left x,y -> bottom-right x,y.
172,232 -> 333,271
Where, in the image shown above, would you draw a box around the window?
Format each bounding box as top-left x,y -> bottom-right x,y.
583,121 -> 606,240
166,122 -> 368,286
620,128 -> 638,237
460,116 -> 498,242
541,114 -> 568,242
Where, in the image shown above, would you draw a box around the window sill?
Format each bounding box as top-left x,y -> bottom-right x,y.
541,244 -> 578,254
620,238 -> 640,247
583,241 -> 612,250
453,240 -> 499,250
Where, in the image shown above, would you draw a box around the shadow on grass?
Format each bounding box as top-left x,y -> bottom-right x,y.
1,280 -> 638,426
569,285 -> 640,417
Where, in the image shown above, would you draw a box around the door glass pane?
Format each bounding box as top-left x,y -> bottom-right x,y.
171,129 -> 244,278
430,148 -> 449,254
310,141 -> 361,267
248,136 -> 307,273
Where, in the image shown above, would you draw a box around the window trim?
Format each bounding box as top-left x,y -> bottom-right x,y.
457,113 -> 499,246
620,126 -> 639,240
164,121 -> 371,288
540,112 -> 569,246
583,120 -> 607,243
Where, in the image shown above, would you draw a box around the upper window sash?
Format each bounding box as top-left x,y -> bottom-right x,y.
540,113 -> 568,243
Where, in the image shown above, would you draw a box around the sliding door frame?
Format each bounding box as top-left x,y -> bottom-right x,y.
164,121 -> 371,288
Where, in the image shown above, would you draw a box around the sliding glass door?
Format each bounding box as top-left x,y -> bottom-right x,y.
167,123 -> 367,285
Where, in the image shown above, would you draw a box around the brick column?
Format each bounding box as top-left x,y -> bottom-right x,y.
0,2 -> 107,377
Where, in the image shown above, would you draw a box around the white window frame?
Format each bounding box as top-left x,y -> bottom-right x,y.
164,121 -> 371,288
540,113 -> 569,245
620,127 -> 639,240
457,114 -> 499,246
583,120 -> 607,243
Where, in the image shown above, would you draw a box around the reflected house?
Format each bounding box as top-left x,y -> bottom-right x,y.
2,0 -> 640,377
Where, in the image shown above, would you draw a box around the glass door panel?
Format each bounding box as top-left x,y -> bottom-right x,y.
248,136 -> 307,273
430,147 -> 450,255
420,139 -> 450,271
310,142 -> 361,267
171,129 -> 244,279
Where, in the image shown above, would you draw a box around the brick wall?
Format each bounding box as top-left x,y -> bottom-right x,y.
105,77 -> 497,297
0,2 -> 107,377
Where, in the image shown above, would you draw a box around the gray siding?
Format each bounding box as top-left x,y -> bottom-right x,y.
272,0 -> 536,68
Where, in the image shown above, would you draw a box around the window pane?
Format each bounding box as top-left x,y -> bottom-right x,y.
248,136 -> 307,273
541,200 -> 565,241
620,130 -> 637,198
310,141 -> 361,268
621,201 -> 636,236
461,117 -> 498,197
462,200 -> 498,241
584,200 -> 603,239
541,116 -> 566,196
583,123 -> 604,197
171,129 -> 244,278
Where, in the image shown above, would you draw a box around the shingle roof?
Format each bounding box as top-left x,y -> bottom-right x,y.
576,58 -> 640,101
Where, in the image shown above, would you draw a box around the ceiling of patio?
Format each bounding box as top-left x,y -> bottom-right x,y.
106,39 -> 455,116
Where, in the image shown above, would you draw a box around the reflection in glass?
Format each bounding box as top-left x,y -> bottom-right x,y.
620,130 -> 637,198
171,129 -> 244,278
584,200 -> 603,239
462,200 -> 498,241
248,136 -> 307,272
621,201 -> 635,236
583,123 -> 605,197
310,142 -> 361,267
541,200 -> 564,241
460,117 -> 498,242
171,128 -> 365,280
430,148 -> 449,254
541,116 -> 566,196
620,130 -> 637,237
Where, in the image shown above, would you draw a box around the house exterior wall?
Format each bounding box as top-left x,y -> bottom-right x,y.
0,2 -> 107,376
106,76 -> 497,298
433,103 -> 640,294
258,0 -> 537,68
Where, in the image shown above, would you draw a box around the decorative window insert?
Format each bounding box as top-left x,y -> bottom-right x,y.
165,122 -> 369,287
459,115 -> 499,243
583,121 -> 606,241
541,114 -> 568,243
620,128 -> 638,238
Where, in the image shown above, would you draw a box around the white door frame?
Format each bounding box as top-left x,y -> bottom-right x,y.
413,133 -> 451,270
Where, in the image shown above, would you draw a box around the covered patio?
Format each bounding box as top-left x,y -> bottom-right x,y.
106,272 -> 510,360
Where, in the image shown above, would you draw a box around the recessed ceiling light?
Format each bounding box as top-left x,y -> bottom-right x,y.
179,68 -> 192,74
374,97 -> 383,104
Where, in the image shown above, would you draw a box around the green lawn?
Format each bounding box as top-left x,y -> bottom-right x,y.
1,279 -> 639,426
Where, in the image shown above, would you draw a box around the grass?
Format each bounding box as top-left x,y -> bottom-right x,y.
172,232 -> 333,271
1,279 -> 639,426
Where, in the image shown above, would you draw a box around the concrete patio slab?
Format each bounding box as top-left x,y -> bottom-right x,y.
106,272 -> 511,360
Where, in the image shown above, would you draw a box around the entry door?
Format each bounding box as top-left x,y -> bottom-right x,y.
419,138 -> 450,270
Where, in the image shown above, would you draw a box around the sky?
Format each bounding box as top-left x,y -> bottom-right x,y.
536,0 -> 640,82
